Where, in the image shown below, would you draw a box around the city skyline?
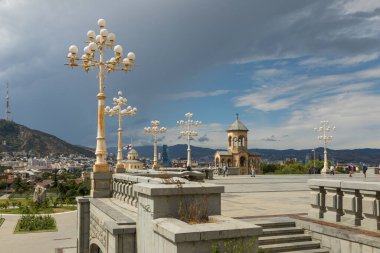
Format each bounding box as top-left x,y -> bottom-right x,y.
1,0 -> 380,150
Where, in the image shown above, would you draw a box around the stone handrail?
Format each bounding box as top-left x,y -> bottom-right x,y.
112,174 -> 155,208
111,172 -> 203,209
308,179 -> 380,230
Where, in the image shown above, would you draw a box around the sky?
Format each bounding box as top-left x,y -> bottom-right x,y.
1,0 -> 380,150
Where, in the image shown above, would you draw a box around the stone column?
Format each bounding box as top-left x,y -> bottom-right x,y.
77,197 -> 90,253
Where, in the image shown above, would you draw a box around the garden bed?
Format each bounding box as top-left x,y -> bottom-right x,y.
14,215 -> 57,233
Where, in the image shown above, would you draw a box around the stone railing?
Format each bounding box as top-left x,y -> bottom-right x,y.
112,174 -> 154,208
308,179 -> 380,230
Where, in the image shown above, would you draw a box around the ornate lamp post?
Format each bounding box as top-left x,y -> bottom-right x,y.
314,120 -> 336,174
177,112 -> 201,168
144,120 -> 167,169
105,91 -> 137,172
66,18 -> 136,197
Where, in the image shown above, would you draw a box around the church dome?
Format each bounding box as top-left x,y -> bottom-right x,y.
227,119 -> 249,131
127,149 -> 139,160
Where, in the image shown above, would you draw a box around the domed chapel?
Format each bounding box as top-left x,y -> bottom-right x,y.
214,114 -> 261,175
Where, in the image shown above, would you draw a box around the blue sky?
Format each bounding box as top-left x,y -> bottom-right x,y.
1,0 -> 380,150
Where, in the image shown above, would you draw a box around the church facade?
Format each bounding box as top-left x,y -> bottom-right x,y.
214,116 -> 261,175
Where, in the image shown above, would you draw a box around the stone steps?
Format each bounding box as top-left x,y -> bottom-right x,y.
262,227 -> 305,236
283,249 -> 330,253
241,219 -> 330,253
259,234 -> 312,245
260,241 -> 322,253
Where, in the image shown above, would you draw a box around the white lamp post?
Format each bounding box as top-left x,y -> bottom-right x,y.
105,91 -> 137,172
177,112 -> 201,168
314,120 -> 336,174
66,18 -> 136,197
144,120 -> 167,169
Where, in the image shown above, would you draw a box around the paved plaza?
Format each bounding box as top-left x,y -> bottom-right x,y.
214,173 -> 379,218
0,173 -> 378,253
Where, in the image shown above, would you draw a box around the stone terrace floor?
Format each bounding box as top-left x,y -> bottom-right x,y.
212,173 -> 380,218
0,173 -> 378,253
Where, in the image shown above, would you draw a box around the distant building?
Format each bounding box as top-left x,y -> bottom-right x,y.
171,158 -> 198,168
162,145 -> 171,167
124,149 -> 144,170
214,115 -> 261,175
27,158 -> 51,171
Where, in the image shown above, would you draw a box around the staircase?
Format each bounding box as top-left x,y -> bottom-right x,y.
254,220 -> 329,253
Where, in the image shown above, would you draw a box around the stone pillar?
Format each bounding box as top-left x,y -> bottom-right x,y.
309,185 -> 326,219
77,197 -> 90,253
324,186 -> 343,222
134,182 -> 224,253
341,187 -> 362,226
362,190 -> 380,230
91,172 -> 111,198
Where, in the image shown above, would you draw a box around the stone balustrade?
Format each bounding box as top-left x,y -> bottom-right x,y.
308,179 -> 380,230
112,174 -> 155,208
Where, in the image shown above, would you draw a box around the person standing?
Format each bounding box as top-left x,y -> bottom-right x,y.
362,163 -> 368,178
222,165 -> 227,177
251,166 -> 256,177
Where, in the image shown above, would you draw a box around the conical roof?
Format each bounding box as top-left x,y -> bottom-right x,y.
227,119 -> 249,131
128,149 -> 138,155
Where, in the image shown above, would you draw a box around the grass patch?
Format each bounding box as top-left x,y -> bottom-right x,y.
9,192 -> 58,199
0,218 -> 4,227
1,205 -> 76,214
14,215 -> 56,233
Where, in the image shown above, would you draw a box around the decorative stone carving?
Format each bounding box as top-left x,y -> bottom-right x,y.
89,213 -> 107,249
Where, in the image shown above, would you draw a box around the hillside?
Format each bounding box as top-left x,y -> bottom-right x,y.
0,120 -> 94,157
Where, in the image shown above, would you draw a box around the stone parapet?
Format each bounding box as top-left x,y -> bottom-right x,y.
308,179 -> 380,231
152,216 -> 262,253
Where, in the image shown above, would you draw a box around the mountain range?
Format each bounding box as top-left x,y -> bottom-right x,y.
0,120 -> 94,157
0,119 -> 378,165
108,145 -> 380,165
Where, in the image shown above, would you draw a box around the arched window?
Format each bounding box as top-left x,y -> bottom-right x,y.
228,136 -> 232,147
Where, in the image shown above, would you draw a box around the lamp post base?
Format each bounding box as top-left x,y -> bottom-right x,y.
320,167 -> 329,174
153,164 -> 160,170
90,171 -> 111,198
115,163 -> 125,173
93,163 -> 109,173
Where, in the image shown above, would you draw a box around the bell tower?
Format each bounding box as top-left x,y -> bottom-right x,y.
227,113 -> 249,171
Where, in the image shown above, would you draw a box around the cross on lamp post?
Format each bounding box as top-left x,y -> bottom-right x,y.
65,18 -> 136,197
105,91 -> 137,172
144,120 -> 167,169
177,113 -> 201,168
314,120 -> 336,174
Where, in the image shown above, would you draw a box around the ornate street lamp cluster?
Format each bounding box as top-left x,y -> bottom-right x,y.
314,120 -> 336,174
66,18 -> 136,177
105,91 -> 137,172
177,112 -> 202,167
144,120 -> 167,169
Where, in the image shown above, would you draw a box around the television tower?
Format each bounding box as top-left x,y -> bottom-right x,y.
6,82 -> 11,121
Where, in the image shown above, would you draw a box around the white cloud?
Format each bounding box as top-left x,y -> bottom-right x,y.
234,66 -> 380,112
300,53 -> 380,67
341,0 -> 380,14
172,89 -> 231,100
254,68 -> 284,78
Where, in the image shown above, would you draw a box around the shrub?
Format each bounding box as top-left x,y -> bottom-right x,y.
16,214 -> 56,232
